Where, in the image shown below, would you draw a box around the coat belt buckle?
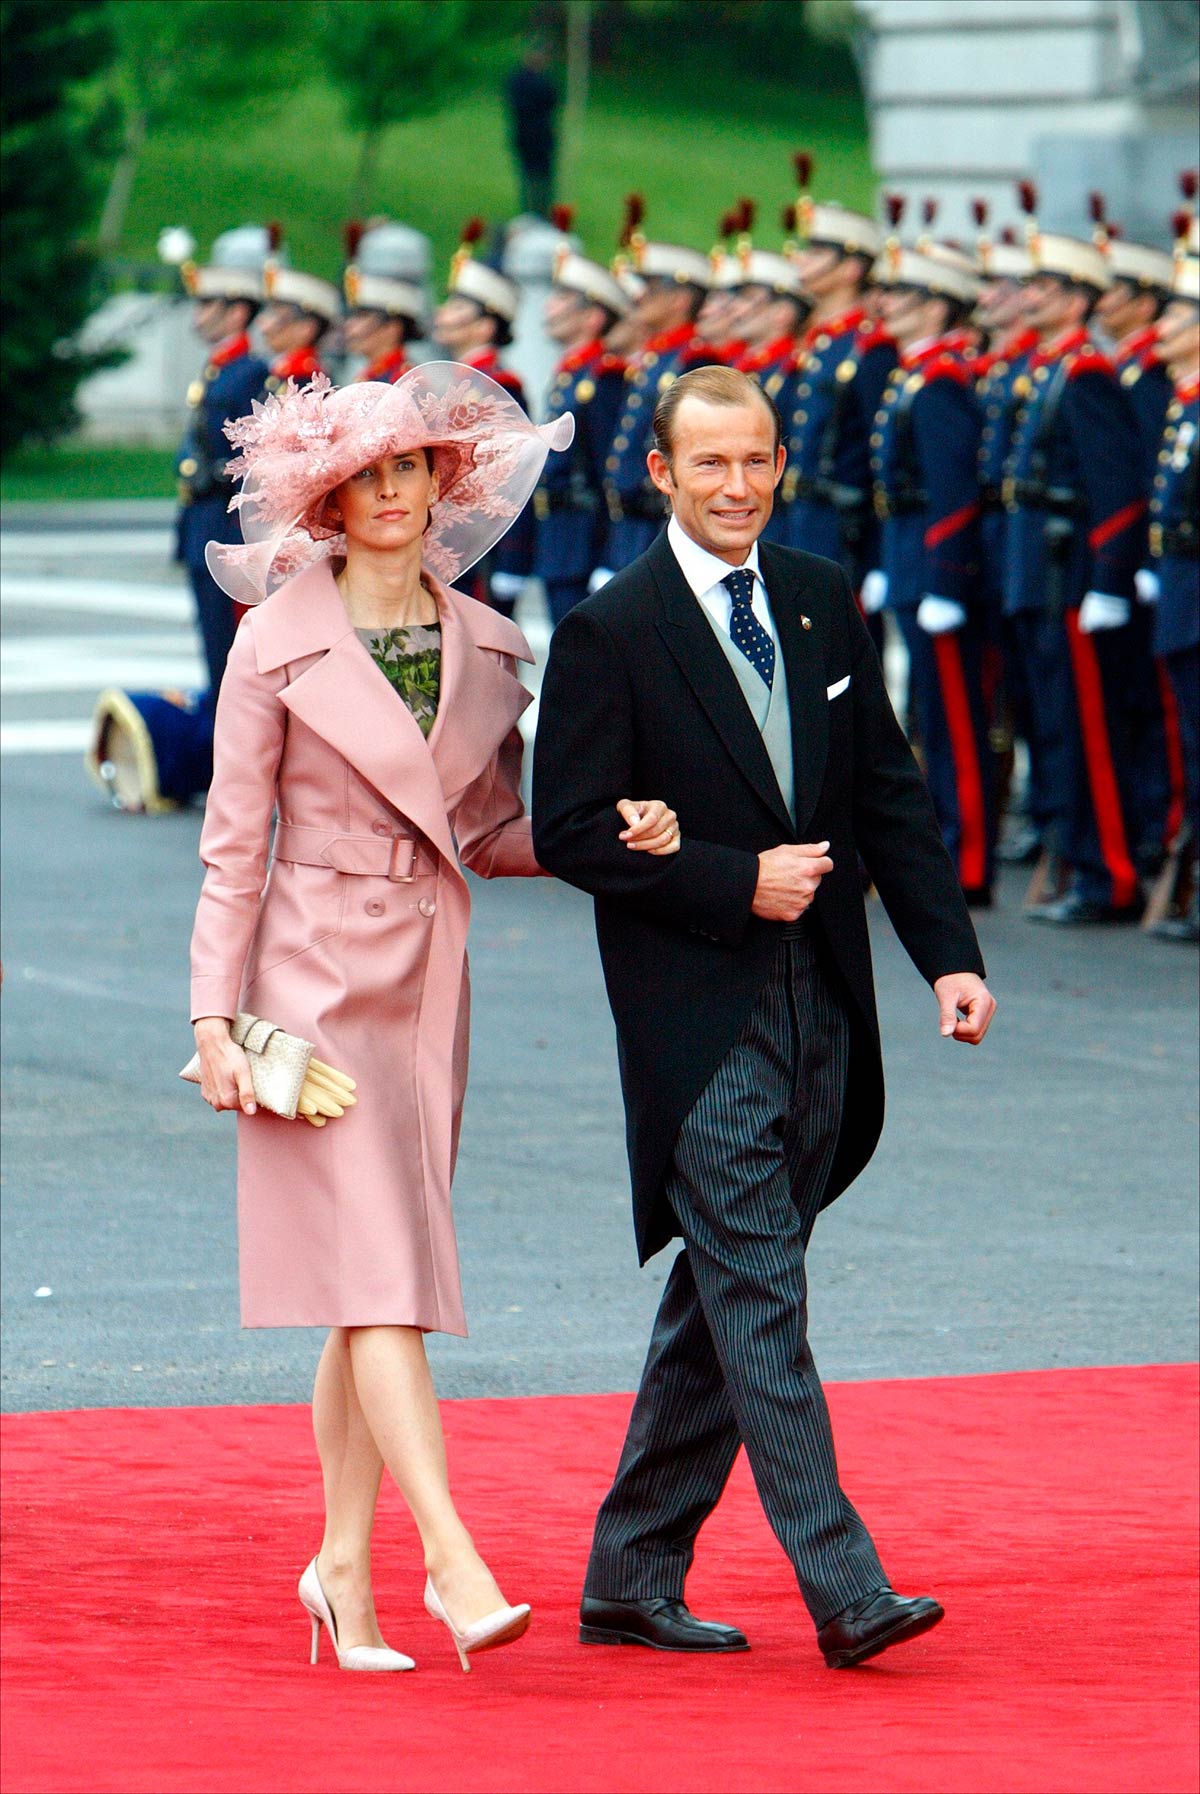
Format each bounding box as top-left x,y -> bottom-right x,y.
387,834 -> 417,882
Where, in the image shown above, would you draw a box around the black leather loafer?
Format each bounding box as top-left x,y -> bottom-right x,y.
579,1596 -> 749,1652
817,1588 -> 944,1668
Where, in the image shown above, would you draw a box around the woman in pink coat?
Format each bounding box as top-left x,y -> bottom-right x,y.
189,365 -> 680,1673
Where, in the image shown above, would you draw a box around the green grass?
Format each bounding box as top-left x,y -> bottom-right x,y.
1,443 -> 176,504
119,62 -> 871,282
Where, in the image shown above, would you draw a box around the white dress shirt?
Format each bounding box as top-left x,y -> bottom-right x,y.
666,514 -> 779,649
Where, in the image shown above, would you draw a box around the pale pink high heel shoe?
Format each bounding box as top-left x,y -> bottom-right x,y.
423,1575 -> 531,1672
299,1558 -> 415,1672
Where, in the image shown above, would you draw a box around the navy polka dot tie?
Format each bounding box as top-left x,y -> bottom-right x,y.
723,568 -> 775,689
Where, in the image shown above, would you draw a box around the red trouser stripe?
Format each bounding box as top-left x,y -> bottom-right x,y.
933,632 -> 988,891
1064,611 -> 1139,908
1156,658 -> 1187,846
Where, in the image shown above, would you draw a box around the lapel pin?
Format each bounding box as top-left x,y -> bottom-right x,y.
800,615 -> 812,631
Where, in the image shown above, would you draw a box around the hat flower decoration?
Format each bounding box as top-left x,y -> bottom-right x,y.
206,360 -> 573,604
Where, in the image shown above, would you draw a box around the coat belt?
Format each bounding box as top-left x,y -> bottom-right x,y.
272,822 -> 421,882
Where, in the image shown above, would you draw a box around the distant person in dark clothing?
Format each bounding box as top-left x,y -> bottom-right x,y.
505,43 -> 559,217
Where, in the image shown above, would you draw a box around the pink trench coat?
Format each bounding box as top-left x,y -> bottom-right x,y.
189,561 -> 541,1332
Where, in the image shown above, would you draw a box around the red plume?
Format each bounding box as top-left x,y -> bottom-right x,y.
267,221 -> 283,253
793,151 -> 813,190
719,210 -> 735,240
971,199 -> 988,229
921,198 -> 938,229
550,203 -> 574,234
999,226 -> 1017,246
885,192 -> 906,229
1088,191 -> 1106,226
1105,221 -> 1122,241
624,193 -> 645,228
738,198 -> 756,234
780,203 -> 797,235
461,216 -> 486,245
1181,170 -> 1199,201
343,219 -> 364,260
1172,208 -> 1192,241
1017,180 -> 1038,217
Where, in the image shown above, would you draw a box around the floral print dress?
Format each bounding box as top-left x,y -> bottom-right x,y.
357,624 -> 441,737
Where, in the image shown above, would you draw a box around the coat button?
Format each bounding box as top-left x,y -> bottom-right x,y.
365,898 -> 385,917
418,897 -> 436,918
372,821 -> 391,836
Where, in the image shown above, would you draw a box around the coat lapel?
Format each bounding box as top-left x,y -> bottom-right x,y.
649,532 -> 795,837
758,541 -> 829,832
425,576 -> 533,805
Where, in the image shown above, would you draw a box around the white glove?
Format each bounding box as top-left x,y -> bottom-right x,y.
1134,568 -> 1161,604
489,572 -> 525,603
860,569 -> 888,614
1077,591 -> 1131,634
916,595 -> 968,635
588,566 -> 614,595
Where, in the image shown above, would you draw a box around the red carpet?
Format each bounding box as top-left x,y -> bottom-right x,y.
2,1365 -> 1196,1794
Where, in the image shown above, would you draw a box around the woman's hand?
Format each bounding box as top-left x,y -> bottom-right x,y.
193,1016 -> 257,1115
616,799 -> 680,856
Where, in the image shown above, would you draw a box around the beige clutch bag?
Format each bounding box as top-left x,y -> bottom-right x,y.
180,1012 -> 356,1125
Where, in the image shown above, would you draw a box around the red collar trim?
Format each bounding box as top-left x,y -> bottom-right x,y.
737,335 -> 797,373
1031,326 -> 1090,370
1117,324 -> 1161,368
209,332 -> 251,370
462,347 -> 501,372
999,326 -> 1039,363
900,334 -> 961,371
1175,373 -> 1200,404
802,307 -> 864,350
359,348 -> 410,382
270,348 -> 322,380
559,338 -> 606,375
642,323 -> 696,356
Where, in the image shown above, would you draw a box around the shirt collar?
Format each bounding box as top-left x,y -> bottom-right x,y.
667,513 -> 762,599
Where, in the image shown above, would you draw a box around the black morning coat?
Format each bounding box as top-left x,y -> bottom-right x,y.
531,528 -> 986,1266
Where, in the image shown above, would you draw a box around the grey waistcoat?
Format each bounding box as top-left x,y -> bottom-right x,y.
701,601 -> 796,825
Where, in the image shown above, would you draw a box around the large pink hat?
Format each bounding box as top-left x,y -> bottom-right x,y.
206,361 -> 573,604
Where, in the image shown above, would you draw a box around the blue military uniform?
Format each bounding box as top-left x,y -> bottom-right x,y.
175,330 -> 268,699
1004,326 -> 1164,913
772,308 -> 896,594
1149,373 -> 1200,889
872,335 -> 994,896
535,338 -> 622,624
602,321 -> 703,570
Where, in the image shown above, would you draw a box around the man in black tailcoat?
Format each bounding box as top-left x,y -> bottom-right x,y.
533,365 -> 996,1669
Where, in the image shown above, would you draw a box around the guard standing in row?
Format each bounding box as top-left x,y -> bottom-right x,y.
259,260 -> 339,393
534,214 -> 632,625
597,206 -> 712,577
342,219 -> 427,383
730,237 -> 813,391
88,229 -> 270,812
1145,236 -> 1200,941
770,160 -> 892,606
433,219 -> 532,616
870,236 -> 994,902
1004,224 -> 1162,924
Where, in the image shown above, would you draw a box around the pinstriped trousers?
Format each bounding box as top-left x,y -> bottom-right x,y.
584,929 -> 887,1628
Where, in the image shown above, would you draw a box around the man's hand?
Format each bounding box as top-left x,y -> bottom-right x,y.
933,973 -> 996,1044
617,799 -> 680,855
751,843 -> 833,921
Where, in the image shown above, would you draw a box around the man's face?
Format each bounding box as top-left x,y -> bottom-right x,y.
632,278 -> 694,337
1096,278 -> 1158,342
543,288 -> 591,345
975,278 -> 1029,334
647,396 -> 784,566
1024,275 -> 1087,338
260,302 -> 321,356
432,295 -> 493,356
877,286 -> 944,348
1154,298 -> 1200,367
193,298 -> 234,344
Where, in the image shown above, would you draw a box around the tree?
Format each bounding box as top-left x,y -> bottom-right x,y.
318,0 -> 475,216
96,0 -> 318,257
0,0 -> 118,459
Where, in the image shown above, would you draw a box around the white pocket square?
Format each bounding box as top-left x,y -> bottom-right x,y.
826,676 -> 850,700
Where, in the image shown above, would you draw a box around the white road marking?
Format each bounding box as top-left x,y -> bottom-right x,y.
1,719 -> 93,755
1,530 -> 175,560
1,577 -> 189,620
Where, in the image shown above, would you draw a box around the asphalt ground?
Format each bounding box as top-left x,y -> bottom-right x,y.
2,514 -> 1197,1414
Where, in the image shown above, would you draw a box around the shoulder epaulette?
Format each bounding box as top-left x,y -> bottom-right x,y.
1064,348 -> 1113,381
595,353 -> 627,377
923,355 -> 971,387
855,323 -> 894,355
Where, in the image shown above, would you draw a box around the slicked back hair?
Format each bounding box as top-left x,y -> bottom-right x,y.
652,365 -> 782,467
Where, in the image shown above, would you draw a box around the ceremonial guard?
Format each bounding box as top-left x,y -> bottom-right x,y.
729,229 -> 813,391
870,236 -> 994,902
258,259 -> 339,393
87,228 -> 269,811
597,201 -> 711,577
972,209 -> 1040,857
433,220 -> 531,615
534,212 -> 632,624
1004,219 -> 1161,924
770,160 -> 891,596
341,220 -> 427,383
1145,233 -> 1200,941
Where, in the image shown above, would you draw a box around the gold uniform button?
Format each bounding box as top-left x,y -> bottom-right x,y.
575,379 -> 595,402
794,410 -> 807,425
1158,449 -> 1170,462
185,381 -> 205,406
1120,365 -> 1140,387
1034,367 -> 1049,382
797,383 -> 811,398
814,334 -> 831,350
1154,474 -> 1166,488
658,371 -> 677,391
643,353 -> 658,369
627,392 -> 642,408
870,432 -> 883,447
614,435 -> 629,451
179,457 -> 198,476
605,456 -> 619,471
